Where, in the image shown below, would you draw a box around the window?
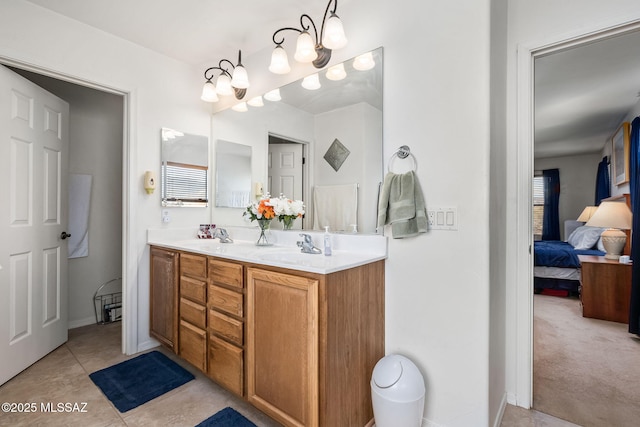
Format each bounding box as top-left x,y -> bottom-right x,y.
161,161 -> 208,206
533,174 -> 545,239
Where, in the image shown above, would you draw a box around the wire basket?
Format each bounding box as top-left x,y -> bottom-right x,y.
93,277 -> 122,325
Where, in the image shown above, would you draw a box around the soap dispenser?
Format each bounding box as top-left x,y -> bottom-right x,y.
324,226 -> 332,256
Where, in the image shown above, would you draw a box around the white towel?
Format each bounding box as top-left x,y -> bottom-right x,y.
313,184 -> 358,232
68,174 -> 92,259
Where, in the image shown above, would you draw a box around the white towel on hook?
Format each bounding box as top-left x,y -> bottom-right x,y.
68,174 -> 92,259
313,184 -> 358,232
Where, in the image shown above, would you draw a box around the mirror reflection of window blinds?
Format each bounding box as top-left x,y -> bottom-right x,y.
162,162 -> 208,202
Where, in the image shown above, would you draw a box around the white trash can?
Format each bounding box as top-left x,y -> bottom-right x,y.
371,354 -> 425,427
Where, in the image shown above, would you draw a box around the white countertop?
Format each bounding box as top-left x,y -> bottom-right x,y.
147,226 -> 387,274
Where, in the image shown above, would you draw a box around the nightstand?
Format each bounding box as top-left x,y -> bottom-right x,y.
578,255 -> 632,323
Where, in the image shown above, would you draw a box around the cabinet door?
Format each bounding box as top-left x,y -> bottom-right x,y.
246,268 -> 319,427
150,247 -> 179,352
179,320 -> 207,371
208,334 -> 243,396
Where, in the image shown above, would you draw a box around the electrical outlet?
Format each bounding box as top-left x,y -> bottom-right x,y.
426,207 -> 457,230
162,210 -> 171,223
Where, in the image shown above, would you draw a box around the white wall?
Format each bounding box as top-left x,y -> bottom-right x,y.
535,153 -> 602,240
607,97 -> 640,197
505,0 -> 640,410
2,1 -> 494,426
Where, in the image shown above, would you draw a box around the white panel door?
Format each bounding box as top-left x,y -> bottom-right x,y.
268,143 -> 303,229
0,65 -> 69,385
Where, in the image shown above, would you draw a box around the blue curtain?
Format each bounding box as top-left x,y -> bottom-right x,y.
629,117 -> 640,334
542,168 -> 560,241
595,156 -> 610,205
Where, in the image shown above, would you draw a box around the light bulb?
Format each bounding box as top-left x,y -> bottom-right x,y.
269,45 -> 291,74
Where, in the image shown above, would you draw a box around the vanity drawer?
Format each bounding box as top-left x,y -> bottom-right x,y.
180,297 -> 206,329
180,276 -> 206,304
180,253 -> 207,279
209,259 -> 243,289
209,284 -> 243,318
208,333 -> 243,396
180,320 -> 207,372
209,308 -> 243,346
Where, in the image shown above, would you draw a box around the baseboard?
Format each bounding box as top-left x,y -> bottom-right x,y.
493,393 -> 508,427
68,316 -> 97,329
137,338 -> 161,354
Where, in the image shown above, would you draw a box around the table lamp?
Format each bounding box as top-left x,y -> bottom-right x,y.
585,201 -> 633,259
577,206 -> 598,222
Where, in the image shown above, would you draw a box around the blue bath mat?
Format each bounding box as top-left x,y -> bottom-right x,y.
196,407 -> 257,427
89,350 -> 194,412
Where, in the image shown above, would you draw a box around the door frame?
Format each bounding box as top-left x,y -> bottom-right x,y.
0,56 -> 137,355
514,18 -> 640,408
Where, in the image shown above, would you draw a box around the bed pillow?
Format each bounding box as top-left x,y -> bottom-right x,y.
567,226 -> 604,250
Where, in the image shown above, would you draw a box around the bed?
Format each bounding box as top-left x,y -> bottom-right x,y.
534,221 -> 605,295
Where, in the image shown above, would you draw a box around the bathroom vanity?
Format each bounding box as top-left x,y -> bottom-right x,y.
148,229 -> 386,427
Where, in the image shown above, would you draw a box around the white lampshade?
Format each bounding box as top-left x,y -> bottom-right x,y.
200,81 -> 219,102
216,73 -> 233,96
586,201 -> 633,260
231,102 -> 248,112
577,206 -> 598,222
231,64 -> 250,89
269,46 -> 291,74
353,51 -> 375,71
247,96 -> 264,107
294,31 -> 318,63
326,63 -> 346,81
301,73 -> 321,90
264,88 -> 281,102
321,13 -> 347,50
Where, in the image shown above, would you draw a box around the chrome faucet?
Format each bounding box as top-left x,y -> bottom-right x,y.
297,233 -> 322,254
212,227 -> 233,243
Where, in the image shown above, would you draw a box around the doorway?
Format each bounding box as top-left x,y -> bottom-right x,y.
6,66 -> 125,355
516,19 -> 640,421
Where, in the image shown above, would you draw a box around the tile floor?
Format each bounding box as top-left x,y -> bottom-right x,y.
0,322 -> 579,427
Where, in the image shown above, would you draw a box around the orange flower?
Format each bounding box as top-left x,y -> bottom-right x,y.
257,199 -> 275,219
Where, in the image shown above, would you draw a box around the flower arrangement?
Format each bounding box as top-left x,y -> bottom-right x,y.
244,193 -> 305,229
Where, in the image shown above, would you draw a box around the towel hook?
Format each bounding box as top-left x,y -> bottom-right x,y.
388,145 -> 417,172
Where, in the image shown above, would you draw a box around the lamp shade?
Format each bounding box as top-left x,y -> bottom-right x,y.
353,51 -> 375,71
585,201 -> 632,229
269,46 -> 291,74
301,73 -> 321,90
326,63 -> 346,81
294,31 -> 318,63
200,81 -> 219,102
231,64 -> 250,89
231,102 -> 248,112
577,206 -> 598,222
216,73 -> 233,96
321,13 -> 347,49
264,88 -> 281,101
247,96 -> 264,107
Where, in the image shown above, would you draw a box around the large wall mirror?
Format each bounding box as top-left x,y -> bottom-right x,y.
215,140 -> 252,208
212,47 -> 383,233
161,127 -> 209,207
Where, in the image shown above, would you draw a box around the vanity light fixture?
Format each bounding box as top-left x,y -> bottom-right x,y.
201,50 -> 250,102
269,0 -> 347,73
302,73 -> 321,90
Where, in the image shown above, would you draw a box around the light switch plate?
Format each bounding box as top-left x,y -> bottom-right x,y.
426,207 -> 457,230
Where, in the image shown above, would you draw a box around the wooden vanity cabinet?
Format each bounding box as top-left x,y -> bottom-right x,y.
207,259 -> 245,396
246,261 -> 385,427
149,246 -> 179,352
178,252 -> 208,371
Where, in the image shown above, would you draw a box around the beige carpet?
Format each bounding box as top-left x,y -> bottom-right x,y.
533,294 -> 640,426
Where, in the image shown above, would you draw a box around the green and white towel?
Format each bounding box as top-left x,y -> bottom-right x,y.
377,171 -> 427,238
